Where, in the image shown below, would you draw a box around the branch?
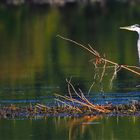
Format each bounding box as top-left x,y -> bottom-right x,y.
57,35 -> 140,76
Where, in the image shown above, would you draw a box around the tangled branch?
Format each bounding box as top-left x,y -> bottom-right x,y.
57,35 -> 140,76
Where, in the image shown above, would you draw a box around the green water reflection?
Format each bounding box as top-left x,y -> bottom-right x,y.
0,2 -> 140,99
0,116 -> 140,140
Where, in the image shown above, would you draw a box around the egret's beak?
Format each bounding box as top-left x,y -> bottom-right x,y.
120,26 -> 133,31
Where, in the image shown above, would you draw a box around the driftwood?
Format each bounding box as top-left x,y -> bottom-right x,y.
55,78 -> 111,113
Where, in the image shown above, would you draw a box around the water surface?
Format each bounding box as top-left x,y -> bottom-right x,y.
0,116 -> 140,140
0,2 -> 140,100
0,2 -> 140,140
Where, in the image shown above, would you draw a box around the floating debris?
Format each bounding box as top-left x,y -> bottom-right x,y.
0,101 -> 140,119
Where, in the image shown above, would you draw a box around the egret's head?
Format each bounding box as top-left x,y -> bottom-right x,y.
120,24 -> 140,33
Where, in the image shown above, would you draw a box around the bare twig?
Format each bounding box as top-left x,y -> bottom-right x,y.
99,58 -> 107,83
55,35 -> 140,115
55,93 -> 110,113
57,35 -> 140,76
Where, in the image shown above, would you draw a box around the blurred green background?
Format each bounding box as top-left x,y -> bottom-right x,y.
0,1 -> 140,100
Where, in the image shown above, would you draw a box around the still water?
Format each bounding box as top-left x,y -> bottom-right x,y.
0,116 -> 140,140
0,2 -> 140,101
0,2 -> 140,140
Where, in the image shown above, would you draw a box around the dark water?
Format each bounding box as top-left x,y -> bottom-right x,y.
0,2 -> 140,140
0,116 -> 140,140
0,2 -> 140,101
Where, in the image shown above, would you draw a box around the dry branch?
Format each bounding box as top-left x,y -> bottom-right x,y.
55,35 -> 140,115
57,35 -> 140,76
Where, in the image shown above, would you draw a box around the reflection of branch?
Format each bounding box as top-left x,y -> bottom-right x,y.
57,35 -> 140,76
68,116 -> 102,140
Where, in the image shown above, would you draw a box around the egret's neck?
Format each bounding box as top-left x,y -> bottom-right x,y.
137,33 -> 140,63
138,31 -> 140,40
